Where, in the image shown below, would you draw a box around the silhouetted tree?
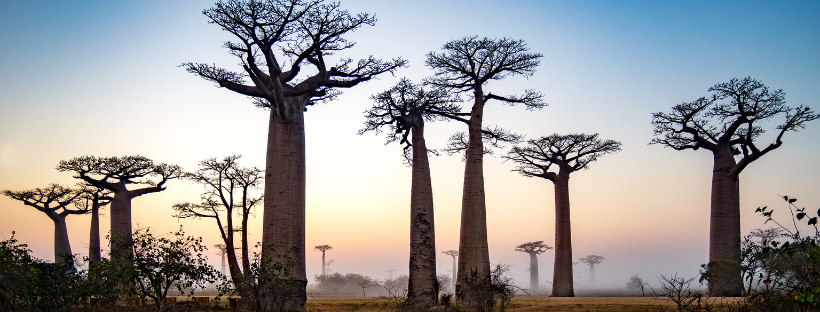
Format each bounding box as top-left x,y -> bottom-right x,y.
314,245 -> 333,276
2,184 -> 87,264
425,36 -> 546,303
442,250 -> 458,293
750,228 -> 783,244
504,133 -> 621,296
183,1 -> 404,308
74,184 -> 112,263
650,77 -> 819,296
515,241 -> 552,290
173,155 -> 263,310
57,155 -> 181,265
361,78 -> 461,306
579,255 -> 604,284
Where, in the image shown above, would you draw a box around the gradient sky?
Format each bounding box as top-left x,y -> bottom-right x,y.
1,0 -> 819,290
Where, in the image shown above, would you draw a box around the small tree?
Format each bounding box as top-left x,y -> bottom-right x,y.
425,37 -> 546,304
57,155 -> 182,265
504,133 -> 621,296
124,226 -> 220,311
314,245 -> 333,276
173,155 -> 263,310
626,275 -> 647,297
650,77 -> 819,296
515,241 -> 552,290
579,255 -> 604,285
2,184 -> 88,264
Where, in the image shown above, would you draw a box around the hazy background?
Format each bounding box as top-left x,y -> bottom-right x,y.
1,0 -> 818,291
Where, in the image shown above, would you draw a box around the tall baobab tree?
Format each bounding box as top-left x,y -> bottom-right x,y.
442,250 -> 458,293
74,184 -> 112,263
57,155 -> 181,265
2,184 -> 88,264
425,36 -> 546,302
651,77 -> 819,296
183,1 -> 404,308
215,244 -> 228,275
504,133 -> 622,296
314,245 -> 333,276
173,155 -> 263,310
579,255 -> 604,284
360,79 -> 460,307
515,241 -> 552,290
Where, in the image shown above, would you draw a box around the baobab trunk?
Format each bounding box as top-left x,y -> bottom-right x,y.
457,87 -> 491,302
89,204 -> 101,262
53,216 -> 73,264
321,250 -> 327,276
589,263 -> 595,284
552,175 -> 574,297
529,253 -> 539,290
261,96 -> 308,310
708,148 -> 743,296
407,118 -> 437,306
109,191 -> 133,264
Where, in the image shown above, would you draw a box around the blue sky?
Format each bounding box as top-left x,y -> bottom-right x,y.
1,0 -> 819,289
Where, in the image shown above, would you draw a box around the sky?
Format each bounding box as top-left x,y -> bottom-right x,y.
1,0 -> 819,291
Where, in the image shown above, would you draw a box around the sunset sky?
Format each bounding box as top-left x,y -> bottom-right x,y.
1,0 -> 819,290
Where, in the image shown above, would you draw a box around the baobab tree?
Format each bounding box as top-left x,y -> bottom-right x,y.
314,245 -> 333,276
504,133 -> 622,296
515,241 -> 552,290
215,244 -> 228,275
75,184 -> 112,263
442,250 -> 458,293
579,255 -> 604,284
360,79 -> 461,306
651,77 -> 819,296
2,184 -> 88,264
425,36 -> 546,302
173,155 -> 263,310
183,1 -> 404,308
750,228 -> 783,244
57,155 -> 182,265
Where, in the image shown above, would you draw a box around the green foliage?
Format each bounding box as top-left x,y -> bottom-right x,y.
121,226 -> 221,311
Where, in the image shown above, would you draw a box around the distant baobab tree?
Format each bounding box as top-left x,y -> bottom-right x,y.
2,184 -> 88,264
183,1 -> 405,308
579,255 -> 604,284
74,183 -> 112,263
442,250 -> 458,292
215,243 -> 228,275
361,79 -> 461,307
650,77 -> 819,296
515,241 -> 552,290
172,155 -> 262,310
57,155 -> 181,265
504,133 -> 622,296
750,228 -> 783,244
426,36 -> 546,303
315,245 -> 333,276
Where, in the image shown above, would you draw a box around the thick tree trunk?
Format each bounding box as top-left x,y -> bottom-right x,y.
109,191 -> 133,264
529,253 -> 539,290
407,119 -> 438,307
456,88 -> 491,304
707,148 -> 743,296
53,215 -> 73,264
452,256 -> 457,292
321,251 -> 326,276
89,204 -> 101,263
552,175 -> 575,297
261,96 -> 308,311
589,263 -> 595,284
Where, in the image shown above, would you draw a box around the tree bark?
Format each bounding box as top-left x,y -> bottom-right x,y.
261,96 -> 308,310
321,251 -> 326,276
552,175 -> 574,297
707,148 -> 743,296
456,87 -> 491,303
109,190 -> 133,264
89,204 -> 101,263
407,118 -> 438,307
53,215 -> 73,264
529,253 -> 539,290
